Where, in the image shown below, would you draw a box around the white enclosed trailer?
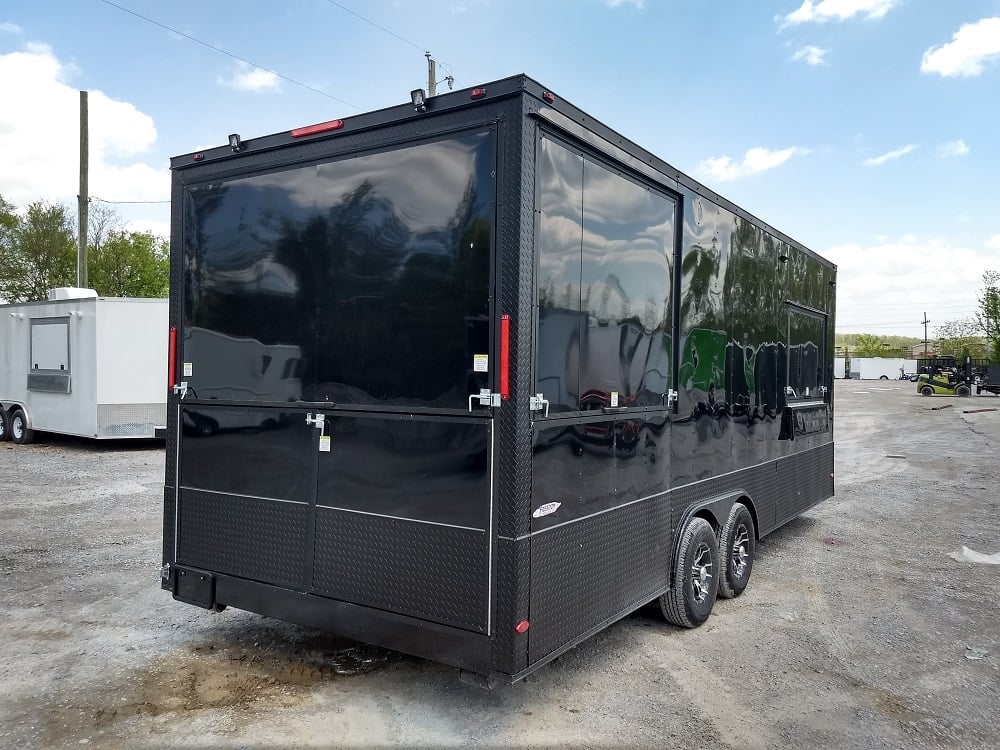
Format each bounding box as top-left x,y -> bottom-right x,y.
0,290 -> 167,443
848,357 -> 917,380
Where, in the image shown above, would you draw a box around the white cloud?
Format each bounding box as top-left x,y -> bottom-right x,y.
986,234 -> 1000,250
781,0 -> 896,26
0,44 -> 169,207
218,61 -> 282,93
862,144 -> 917,166
791,45 -> 829,65
826,236 -> 986,334
937,139 -> 969,158
696,146 -> 812,182
605,0 -> 645,7
1,22 -> 24,34
124,218 -> 170,239
921,17 -> 1000,77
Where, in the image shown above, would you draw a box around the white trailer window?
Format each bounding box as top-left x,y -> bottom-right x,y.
27,317 -> 72,394
31,318 -> 70,371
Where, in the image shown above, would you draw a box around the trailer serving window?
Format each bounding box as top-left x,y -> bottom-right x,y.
182,129 -> 495,409
786,305 -> 826,400
536,134 -> 674,414
27,317 -> 71,393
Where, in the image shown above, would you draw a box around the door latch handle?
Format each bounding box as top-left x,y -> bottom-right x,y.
305,413 -> 325,428
529,393 -> 549,417
468,389 -> 501,411
172,381 -> 188,398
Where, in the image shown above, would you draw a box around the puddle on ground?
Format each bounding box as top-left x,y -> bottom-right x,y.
42,640 -> 398,745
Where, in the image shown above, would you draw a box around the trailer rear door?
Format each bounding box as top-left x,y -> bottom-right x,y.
172,128 -> 497,633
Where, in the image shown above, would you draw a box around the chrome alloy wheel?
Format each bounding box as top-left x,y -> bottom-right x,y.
690,541 -> 714,604
731,524 -> 750,579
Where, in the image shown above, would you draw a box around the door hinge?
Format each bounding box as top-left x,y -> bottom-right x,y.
529,393 -> 550,417
160,564 -> 170,580
665,389 -> 678,408
305,413 -> 326,429
172,381 -> 188,398
469,389 -> 501,411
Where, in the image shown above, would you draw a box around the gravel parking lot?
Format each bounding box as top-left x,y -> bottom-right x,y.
2,381 -> 999,749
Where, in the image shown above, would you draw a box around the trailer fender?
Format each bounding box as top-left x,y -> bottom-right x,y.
0,402 -> 30,423
669,490 -> 757,585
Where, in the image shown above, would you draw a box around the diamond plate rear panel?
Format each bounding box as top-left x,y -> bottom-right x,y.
177,489 -> 308,589
97,403 -> 166,436
312,508 -> 488,632
529,498 -> 671,663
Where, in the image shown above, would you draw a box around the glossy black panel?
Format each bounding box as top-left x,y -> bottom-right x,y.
536,138 -> 584,413
787,308 -> 825,399
536,136 -> 674,413
579,159 -> 673,407
182,130 -> 494,408
531,413 -> 669,532
179,406 -> 313,500
317,414 -> 490,529
311,133 -> 494,408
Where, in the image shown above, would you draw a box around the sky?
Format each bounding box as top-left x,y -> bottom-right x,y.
2,0 -> 999,337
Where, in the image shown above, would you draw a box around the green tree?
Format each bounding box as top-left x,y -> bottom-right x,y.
0,199 -> 77,303
87,229 -> 169,298
852,333 -> 888,356
935,318 -> 985,359
977,270 -> 1000,363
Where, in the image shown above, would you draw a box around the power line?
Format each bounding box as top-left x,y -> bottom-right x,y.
96,0 -> 360,110
321,1 -> 456,84
323,0 -> 424,52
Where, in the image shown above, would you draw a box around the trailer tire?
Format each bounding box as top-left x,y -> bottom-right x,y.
0,409 -> 9,441
920,386 -> 933,396
10,409 -> 34,445
659,517 -> 719,628
717,503 -> 755,599
956,385 -> 971,397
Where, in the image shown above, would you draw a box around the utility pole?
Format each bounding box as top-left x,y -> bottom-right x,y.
922,312 -> 930,356
78,90 -> 89,289
426,51 -> 436,97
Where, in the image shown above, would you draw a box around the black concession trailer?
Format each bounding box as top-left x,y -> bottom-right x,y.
162,75 -> 836,684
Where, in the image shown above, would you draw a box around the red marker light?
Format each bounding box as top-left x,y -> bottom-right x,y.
168,326 -> 177,390
542,91 -> 555,103
193,153 -> 204,161
515,620 -> 529,634
471,88 -> 487,99
291,119 -> 345,138
500,314 -> 511,399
